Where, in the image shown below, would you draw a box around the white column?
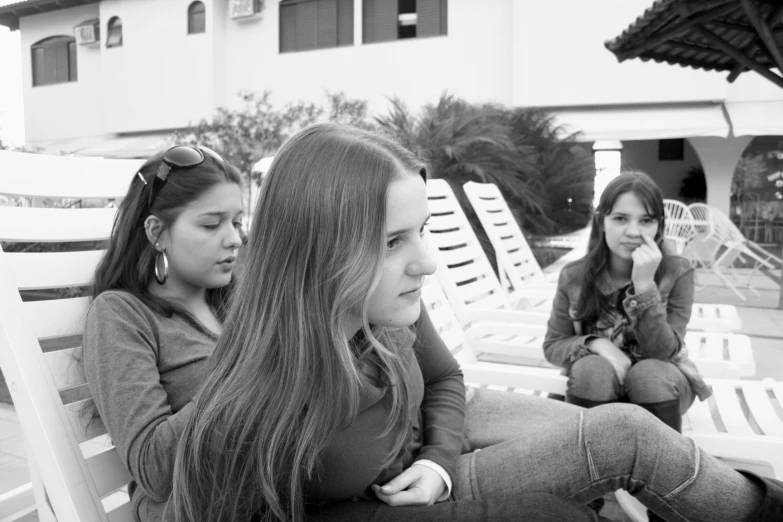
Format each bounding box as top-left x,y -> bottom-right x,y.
687,136 -> 753,217
354,0 -> 362,46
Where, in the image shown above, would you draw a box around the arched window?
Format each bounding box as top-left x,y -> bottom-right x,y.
106,17 -> 123,48
31,36 -> 77,87
188,1 -> 206,34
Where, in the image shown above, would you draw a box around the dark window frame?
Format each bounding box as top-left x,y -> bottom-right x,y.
188,1 -> 206,34
31,35 -> 77,87
363,0 -> 447,44
106,16 -> 123,48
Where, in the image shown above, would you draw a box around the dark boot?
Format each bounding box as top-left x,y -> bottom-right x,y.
738,471 -> 783,521
566,395 -> 614,409
636,399 -> 682,433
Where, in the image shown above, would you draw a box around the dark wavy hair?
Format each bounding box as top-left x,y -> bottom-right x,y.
573,170 -> 667,324
91,148 -> 244,323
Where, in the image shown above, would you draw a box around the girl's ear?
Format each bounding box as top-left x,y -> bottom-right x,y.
144,215 -> 164,247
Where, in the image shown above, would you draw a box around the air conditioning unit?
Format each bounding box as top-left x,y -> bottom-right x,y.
75,19 -> 99,45
230,0 -> 263,20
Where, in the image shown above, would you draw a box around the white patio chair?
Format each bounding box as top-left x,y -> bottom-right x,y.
462,182 -> 742,333
686,203 -> 779,301
663,199 -> 697,255
428,179 -> 755,377
0,149 -> 141,521
423,274 -> 782,522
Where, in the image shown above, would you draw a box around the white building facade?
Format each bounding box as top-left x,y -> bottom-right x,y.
2,0 -> 783,214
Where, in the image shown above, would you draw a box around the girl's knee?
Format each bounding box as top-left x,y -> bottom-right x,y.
625,359 -> 684,403
568,355 -> 620,402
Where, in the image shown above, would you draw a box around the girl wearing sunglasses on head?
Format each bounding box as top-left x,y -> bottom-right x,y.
171,125 -> 782,522
81,145 -> 588,522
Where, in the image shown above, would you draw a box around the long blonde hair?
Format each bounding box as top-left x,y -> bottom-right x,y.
172,124 -> 429,521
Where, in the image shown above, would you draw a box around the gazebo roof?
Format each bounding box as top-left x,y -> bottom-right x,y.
605,0 -> 783,86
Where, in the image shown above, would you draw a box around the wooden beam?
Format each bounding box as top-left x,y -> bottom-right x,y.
613,1 -> 739,61
728,2 -> 783,82
694,24 -> 783,88
741,0 -> 783,75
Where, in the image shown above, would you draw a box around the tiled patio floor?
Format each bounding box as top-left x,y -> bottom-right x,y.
1,268 -> 781,521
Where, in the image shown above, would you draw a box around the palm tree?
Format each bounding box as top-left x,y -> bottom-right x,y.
376,93 -> 594,271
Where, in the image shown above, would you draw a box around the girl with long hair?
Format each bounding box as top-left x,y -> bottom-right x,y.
543,170 -> 710,520
83,143 -> 589,522
82,145 -> 246,521
173,126 -> 782,522
544,171 -> 704,432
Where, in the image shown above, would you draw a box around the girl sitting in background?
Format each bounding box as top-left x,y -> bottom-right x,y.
543,171 -> 706,433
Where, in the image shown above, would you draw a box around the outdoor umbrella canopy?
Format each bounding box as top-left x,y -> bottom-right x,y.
605,0 -> 783,88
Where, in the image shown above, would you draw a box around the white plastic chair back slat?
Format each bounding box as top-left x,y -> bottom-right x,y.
426,180 -> 512,325
0,152 -> 135,520
6,251 -> 106,290
24,298 -> 91,339
46,348 -> 85,390
463,181 -> 548,295
0,150 -> 139,199
741,384 -> 783,438
85,448 -> 132,499
663,199 -> 697,255
0,207 -> 118,242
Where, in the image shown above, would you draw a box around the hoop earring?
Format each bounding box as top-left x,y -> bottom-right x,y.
154,245 -> 169,285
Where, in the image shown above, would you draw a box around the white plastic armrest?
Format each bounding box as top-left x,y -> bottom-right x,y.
466,320 -> 548,340
465,308 -> 549,325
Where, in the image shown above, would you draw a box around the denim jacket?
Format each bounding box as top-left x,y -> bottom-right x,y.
543,255 -> 712,401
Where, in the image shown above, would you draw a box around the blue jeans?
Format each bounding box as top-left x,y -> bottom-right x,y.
307,493 -> 598,521
568,355 -> 696,412
454,388 -> 763,522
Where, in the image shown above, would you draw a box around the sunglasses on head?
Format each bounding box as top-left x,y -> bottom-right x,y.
136,145 -> 224,207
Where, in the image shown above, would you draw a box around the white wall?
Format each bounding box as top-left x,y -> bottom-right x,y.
510,0 -> 781,108
222,0 -> 514,115
21,4 -> 102,141
20,0 -> 218,141
97,0 -> 215,134
17,0 -> 783,143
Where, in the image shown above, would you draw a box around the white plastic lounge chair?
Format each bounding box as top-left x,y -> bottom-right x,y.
0,149 -> 142,521
428,179 -> 755,377
423,275 -> 782,522
687,203 -> 780,301
462,181 -> 742,334
663,199 -> 698,256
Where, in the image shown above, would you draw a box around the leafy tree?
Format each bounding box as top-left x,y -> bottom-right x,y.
376,93 -> 594,271
171,90 -> 372,211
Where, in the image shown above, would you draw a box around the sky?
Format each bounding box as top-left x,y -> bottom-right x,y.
0,24 -> 23,145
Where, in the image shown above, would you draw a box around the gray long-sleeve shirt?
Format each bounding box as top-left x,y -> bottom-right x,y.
82,291 -> 466,521
82,291 -> 217,521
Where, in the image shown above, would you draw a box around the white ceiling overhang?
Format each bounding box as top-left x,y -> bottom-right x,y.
724,101 -> 783,137
548,103 -> 731,142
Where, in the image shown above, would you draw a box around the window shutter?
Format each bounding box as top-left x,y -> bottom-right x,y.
54,44 -> 69,83
337,0 -> 353,46
440,0 -> 447,34
362,0 -> 375,43
280,3 -> 296,52
43,46 -> 57,85
68,41 -> 77,81
32,47 -> 45,86
295,1 -> 317,51
373,0 -> 397,42
317,0 -> 337,49
416,0 -> 444,37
